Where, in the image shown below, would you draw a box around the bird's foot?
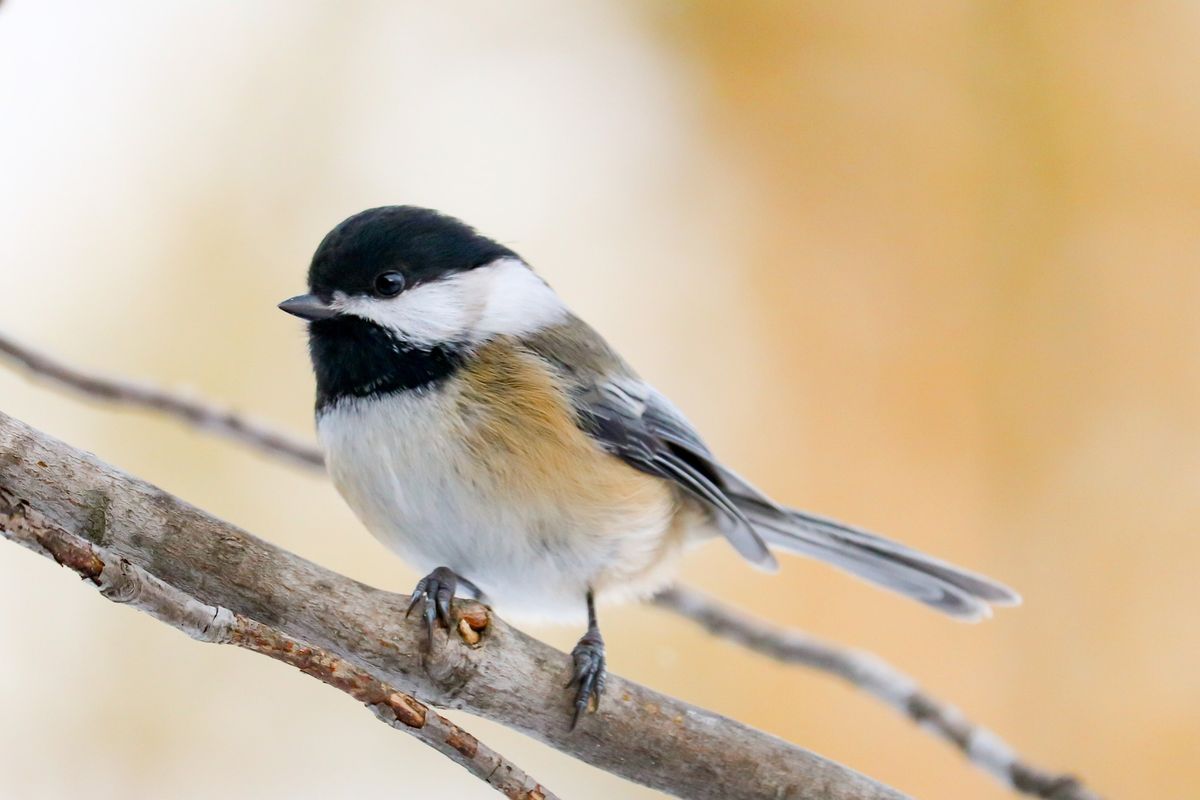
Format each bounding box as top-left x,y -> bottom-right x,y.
567,629 -> 606,729
406,566 -> 460,650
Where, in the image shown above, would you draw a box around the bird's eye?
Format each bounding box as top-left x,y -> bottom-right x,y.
373,271 -> 406,297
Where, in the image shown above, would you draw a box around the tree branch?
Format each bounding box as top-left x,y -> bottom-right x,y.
0,332 -> 322,469
1,485 -> 555,800
0,409 -> 907,800
0,329 -> 1105,799
654,587 -> 1101,800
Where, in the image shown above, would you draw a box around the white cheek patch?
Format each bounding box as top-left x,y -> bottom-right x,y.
334,257 -> 567,347
335,278 -> 474,346
474,257 -> 570,340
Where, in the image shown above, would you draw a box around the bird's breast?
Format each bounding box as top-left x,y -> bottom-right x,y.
316,341 -> 681,620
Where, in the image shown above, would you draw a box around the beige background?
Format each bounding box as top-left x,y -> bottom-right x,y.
1,2 -> 1196,798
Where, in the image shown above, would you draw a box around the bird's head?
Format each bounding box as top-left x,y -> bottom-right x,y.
279,206 -> 563,348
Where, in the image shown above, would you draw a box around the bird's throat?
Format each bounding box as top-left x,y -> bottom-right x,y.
309,316 -> 465,411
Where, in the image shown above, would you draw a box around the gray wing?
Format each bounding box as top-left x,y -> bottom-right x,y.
521,320 -> 775,569
574,379 -> 777,570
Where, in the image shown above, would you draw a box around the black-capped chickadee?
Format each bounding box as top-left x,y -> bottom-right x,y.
279,206 -> 1019,727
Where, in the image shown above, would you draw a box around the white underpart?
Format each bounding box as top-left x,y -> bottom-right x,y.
333,257 -> 567,346
318,390 -> 679,624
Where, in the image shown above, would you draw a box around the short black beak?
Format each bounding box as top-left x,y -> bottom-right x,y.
278,293 -> 338,321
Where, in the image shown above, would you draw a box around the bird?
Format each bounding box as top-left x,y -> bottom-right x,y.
278,205 -> 1020,728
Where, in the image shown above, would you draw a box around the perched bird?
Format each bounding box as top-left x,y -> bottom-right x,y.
279,206 -> 1020,727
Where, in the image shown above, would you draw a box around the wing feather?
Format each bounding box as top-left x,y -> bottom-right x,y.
520,318 -> 775,568
570,380 -> 776,569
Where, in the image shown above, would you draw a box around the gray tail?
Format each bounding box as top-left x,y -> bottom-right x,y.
736,497 -> 1021,621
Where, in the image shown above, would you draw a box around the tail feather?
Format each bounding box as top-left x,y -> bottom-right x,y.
736,498 -> 1021,621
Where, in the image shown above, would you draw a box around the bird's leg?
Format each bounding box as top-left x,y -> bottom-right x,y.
406,566 -> 481,650
567,589 -> 606,729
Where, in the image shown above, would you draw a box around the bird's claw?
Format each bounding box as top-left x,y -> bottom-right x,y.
406,566 -> 458,650
567,631 -> 606,729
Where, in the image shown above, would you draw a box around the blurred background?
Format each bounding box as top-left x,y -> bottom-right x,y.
1,2 -> 1196,798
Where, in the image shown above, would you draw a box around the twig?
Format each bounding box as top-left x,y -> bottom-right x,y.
0,488 -> 554,800
654,587 -> 1102,800
0,328 -> 1104,799
0,410 -> 908,800
0,332 -> 323,468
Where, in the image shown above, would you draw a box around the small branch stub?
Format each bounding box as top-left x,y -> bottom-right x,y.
458,602 -> 490,645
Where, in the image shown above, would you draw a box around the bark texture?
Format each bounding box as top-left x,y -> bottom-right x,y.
0,488 -> 552,799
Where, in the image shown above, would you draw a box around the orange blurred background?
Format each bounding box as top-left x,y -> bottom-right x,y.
1,3 -> 1196,798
